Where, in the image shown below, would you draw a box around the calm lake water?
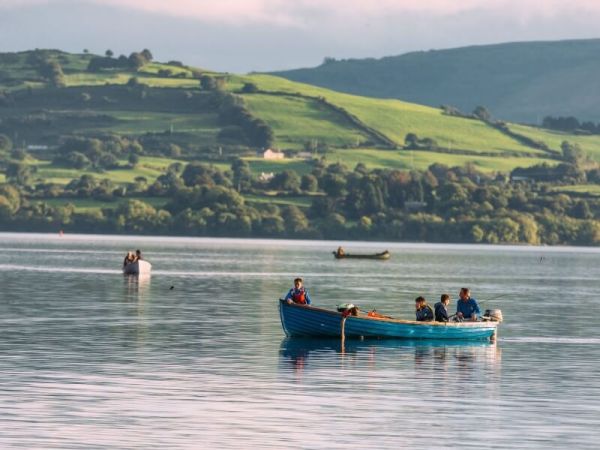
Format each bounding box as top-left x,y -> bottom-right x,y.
0,233 -> 599,449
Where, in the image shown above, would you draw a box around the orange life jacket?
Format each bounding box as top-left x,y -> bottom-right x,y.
292,289 -> 306,304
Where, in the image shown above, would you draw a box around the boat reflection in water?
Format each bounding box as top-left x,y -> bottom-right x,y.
279,337 -> 501,378
123,273 -> 151,301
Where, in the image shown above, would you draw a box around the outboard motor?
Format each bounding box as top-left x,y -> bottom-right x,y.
337,303 -> 359,316
484,309 -> 503,322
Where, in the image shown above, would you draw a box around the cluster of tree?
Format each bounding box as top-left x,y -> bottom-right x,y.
511,141 -> 593,182
52,136 -> 143,171
217,95 -> 274,148
87,49 -> 153,72
542,116 -> 600,134
38,59 -> 65,87
440,104 -> 492,122
2,154 -> 600,244
404,133 -> 439,150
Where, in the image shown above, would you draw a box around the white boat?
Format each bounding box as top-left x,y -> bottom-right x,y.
123,260 -> 152,276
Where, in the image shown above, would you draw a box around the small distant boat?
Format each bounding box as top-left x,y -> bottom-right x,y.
279,300 -> 499,341
123,260 -> 152,276
333,250 -> 391,260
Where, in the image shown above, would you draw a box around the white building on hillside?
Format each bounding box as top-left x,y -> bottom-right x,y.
262,149 -> 284,160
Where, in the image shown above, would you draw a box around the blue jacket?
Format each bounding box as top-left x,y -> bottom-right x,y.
416,304 -> 433,321
284,287 -> 312,305
456,297 -> 480,319
434,302 -> 449,322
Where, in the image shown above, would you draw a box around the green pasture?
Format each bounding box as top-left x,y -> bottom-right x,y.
94,110 -> 219,138
550,184 -> 600,196
242,157 -> 313,175
244,194 -> 315,207
509,124 -> 600,162
323,148 -> 555,173
64,72 -> 199,89
243,74 -> 542,155
32,155 -> 184,185
139,63 -> 192,78
243,94 -> 369,149
63,72 -> 135,86
39,196 -> 168,212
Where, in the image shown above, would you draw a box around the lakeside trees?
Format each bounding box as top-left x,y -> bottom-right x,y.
0,157 -> 599,245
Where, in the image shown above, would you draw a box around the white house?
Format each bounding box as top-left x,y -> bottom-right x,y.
263,149 -> 284,160
259,172 -> 275,182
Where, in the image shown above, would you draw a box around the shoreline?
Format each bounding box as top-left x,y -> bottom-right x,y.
0,231 -> 599,253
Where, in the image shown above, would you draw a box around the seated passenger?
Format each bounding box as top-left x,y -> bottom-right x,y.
435,294 -> 451,322
456,287 -> 481,321
337,246 -> 345,256
135,249 -> 143,261
415,296 -> 433,321
284,277 -> 312,305
123,251 -> 135,267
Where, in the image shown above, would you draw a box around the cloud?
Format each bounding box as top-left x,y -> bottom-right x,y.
6,0 -> 600,27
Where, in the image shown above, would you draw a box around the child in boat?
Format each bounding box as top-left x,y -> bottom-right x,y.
415,296 -> 434,321
284,278 -> 312,305
123,251 -> 135,267
434,294 -> 451,322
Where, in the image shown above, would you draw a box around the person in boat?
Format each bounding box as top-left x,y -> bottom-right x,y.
284,278 -> 312,305
123,251 -> 135,268
434,293 -> 451,322
134,249 -> 143,261
456,287 -> 481,321
336,246 -> 345,257
415,296 -> 434,321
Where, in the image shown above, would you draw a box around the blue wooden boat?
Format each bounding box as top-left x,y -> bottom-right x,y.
279,300 -> 499,341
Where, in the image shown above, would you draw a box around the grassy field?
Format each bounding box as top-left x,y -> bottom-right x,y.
550,184 -> 600,196
244,194 -> 315,207
32,155 -> 184,185
242,157 -> 313,175
243,94 -> 369,149
322,148 -> 555,172
510,124 -> 600,161
240,75 -> 545,155
93,110 -> 220,138
39,196 -> 169,212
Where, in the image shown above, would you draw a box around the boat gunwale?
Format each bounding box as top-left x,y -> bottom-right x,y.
279,299 -> 497,329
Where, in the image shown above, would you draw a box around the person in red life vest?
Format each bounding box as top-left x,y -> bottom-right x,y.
284,277 -> 312,305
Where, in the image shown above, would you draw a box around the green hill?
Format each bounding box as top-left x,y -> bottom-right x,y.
4,47 -> 600,184
271,39 -> 600,123
1,50 -> 600,245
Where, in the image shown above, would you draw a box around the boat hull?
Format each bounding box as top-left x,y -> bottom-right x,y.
333,251 -> 390,260
279,300 -> 497,340
123,260 -> 152,276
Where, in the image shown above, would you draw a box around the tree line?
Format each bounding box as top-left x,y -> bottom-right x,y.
0,155 -> 599,245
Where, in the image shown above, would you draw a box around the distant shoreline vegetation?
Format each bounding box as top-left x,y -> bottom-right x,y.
0,157 -> 599,246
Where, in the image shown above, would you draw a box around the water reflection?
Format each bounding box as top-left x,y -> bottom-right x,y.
123,274 -> 151,300
279,338 -> 501,377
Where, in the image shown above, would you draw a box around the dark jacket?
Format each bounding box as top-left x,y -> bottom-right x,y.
416,304 -> 434,321
434,302 -> 449,322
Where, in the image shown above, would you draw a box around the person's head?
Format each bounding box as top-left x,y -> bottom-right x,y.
415,296 -> 426,309
294,277 -> 303,289
459,287 -> 470,300
136,249 -> 141,257
440,294 -> 450,305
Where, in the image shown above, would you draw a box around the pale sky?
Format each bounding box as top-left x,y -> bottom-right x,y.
1,0 -> 600,72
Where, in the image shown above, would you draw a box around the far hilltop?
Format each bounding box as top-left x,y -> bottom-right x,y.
271,39 -> 600,123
